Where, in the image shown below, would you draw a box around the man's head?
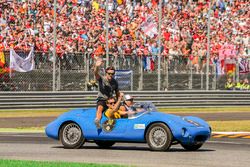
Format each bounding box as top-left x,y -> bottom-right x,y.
106,97 -> 116,109
105,66 -> 115,81
124,95 -> 134,106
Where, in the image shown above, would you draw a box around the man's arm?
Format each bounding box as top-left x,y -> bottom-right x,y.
110,93 -> 124,115
113,92 -> 123,111
94,58 -> 102,80
115,90 -> 120,100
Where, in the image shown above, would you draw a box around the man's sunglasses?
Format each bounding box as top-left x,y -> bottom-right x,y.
108,102 -> 115,105
107,72 -> 115,76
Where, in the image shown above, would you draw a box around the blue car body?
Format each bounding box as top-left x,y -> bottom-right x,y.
46,103 -> 211,147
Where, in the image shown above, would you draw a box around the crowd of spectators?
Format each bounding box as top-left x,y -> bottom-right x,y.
0,0 -> 249,73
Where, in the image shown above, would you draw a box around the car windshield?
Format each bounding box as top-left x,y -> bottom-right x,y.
128,102 -> 157,119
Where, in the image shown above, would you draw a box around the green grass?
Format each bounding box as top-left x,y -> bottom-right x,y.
0,109 -> 68,118
0,109 -> 69,113
158,107 -> 250,113
208,120 -> 250,132
1,107 -> 250,118
0,127 -> 45,133
0,159 -> 126,167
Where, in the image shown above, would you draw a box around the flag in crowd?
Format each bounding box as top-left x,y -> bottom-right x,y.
239,58 -> 250,74
216,58 -> 249,76
10,47 -> 35,72
141,16 -> 158,38
0,51 -> 5,67
0,51 -> 7,74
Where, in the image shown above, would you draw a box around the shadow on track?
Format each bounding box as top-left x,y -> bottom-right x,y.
51,145 -> 215,152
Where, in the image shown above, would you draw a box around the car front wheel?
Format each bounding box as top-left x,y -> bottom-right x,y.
59,122 -> 85,149
146,123 -> 173,151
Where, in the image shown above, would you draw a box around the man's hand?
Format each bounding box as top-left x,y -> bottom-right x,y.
120,92 -> 124,97
119,92 -> 124,100
95,58 -> 103,67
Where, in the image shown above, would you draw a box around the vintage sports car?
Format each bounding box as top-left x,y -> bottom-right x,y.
46,102 -> 211,151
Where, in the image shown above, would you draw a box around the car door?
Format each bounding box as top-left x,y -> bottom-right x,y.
97,117 -> 128,140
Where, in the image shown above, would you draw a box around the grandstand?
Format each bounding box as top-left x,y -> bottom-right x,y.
0,0 -> 249,91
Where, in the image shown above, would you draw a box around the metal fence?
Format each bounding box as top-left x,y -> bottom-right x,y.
1,50 -> 249,91
1,91 -> 250,110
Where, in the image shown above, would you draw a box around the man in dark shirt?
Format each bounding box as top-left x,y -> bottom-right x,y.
94,58 -> 120,129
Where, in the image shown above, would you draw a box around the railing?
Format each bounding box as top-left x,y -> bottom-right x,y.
0,91 -> 249,110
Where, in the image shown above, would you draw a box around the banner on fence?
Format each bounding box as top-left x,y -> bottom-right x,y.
10,47 -> 35,72
114,70 -> 133,90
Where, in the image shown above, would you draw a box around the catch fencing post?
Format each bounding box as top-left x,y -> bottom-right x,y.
164,57 -> 169,90
157,0 -> 163,91
52,0 -> 57,91
85,53 -> 90,91
105,0 -> 109,67
189,59 -> 193,90
236,61 -> 239,83
138,56 -> 143,91
206,0 -> 212,90
212,64 -> 216,90
201,72 -> 204,90
57,57 -> 61,90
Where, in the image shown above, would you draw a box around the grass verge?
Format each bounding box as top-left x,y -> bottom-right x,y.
0,109 -> 68,118
0,159 -> 125,167
208,120 -> 250,132
1,107 -> 250,118
158,107 -> 250,113
0,127 -> 45,133
1,120 -> 250,132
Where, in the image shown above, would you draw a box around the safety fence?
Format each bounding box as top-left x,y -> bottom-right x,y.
1,51 -> 249,91
0,91 -> 250,110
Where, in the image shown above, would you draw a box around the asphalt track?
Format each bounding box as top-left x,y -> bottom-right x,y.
0,133 -> 250,167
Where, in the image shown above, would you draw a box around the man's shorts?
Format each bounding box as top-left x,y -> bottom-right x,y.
96,100 -> 108,111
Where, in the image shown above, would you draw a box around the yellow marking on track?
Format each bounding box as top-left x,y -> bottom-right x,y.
228,134 -> 249,138
242,136 -> 250,139
212,134 -> 230,138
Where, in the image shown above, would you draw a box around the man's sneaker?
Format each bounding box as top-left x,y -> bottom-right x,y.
94,118 -> 101,129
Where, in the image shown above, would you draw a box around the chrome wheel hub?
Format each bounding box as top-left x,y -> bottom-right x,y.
63,123 -> 81,145
149,127 -> 167,148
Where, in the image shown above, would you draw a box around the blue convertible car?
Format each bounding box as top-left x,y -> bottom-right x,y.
46,102 -> 211,151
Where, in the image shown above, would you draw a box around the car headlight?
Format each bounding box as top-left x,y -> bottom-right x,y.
183,118 -> 201,127
182,128 -> 189,137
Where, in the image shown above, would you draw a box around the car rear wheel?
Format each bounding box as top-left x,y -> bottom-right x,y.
94,140 -> 115,148
181,143 -> 203,151
60,122 -> 85,149
146,123 -> 172,151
